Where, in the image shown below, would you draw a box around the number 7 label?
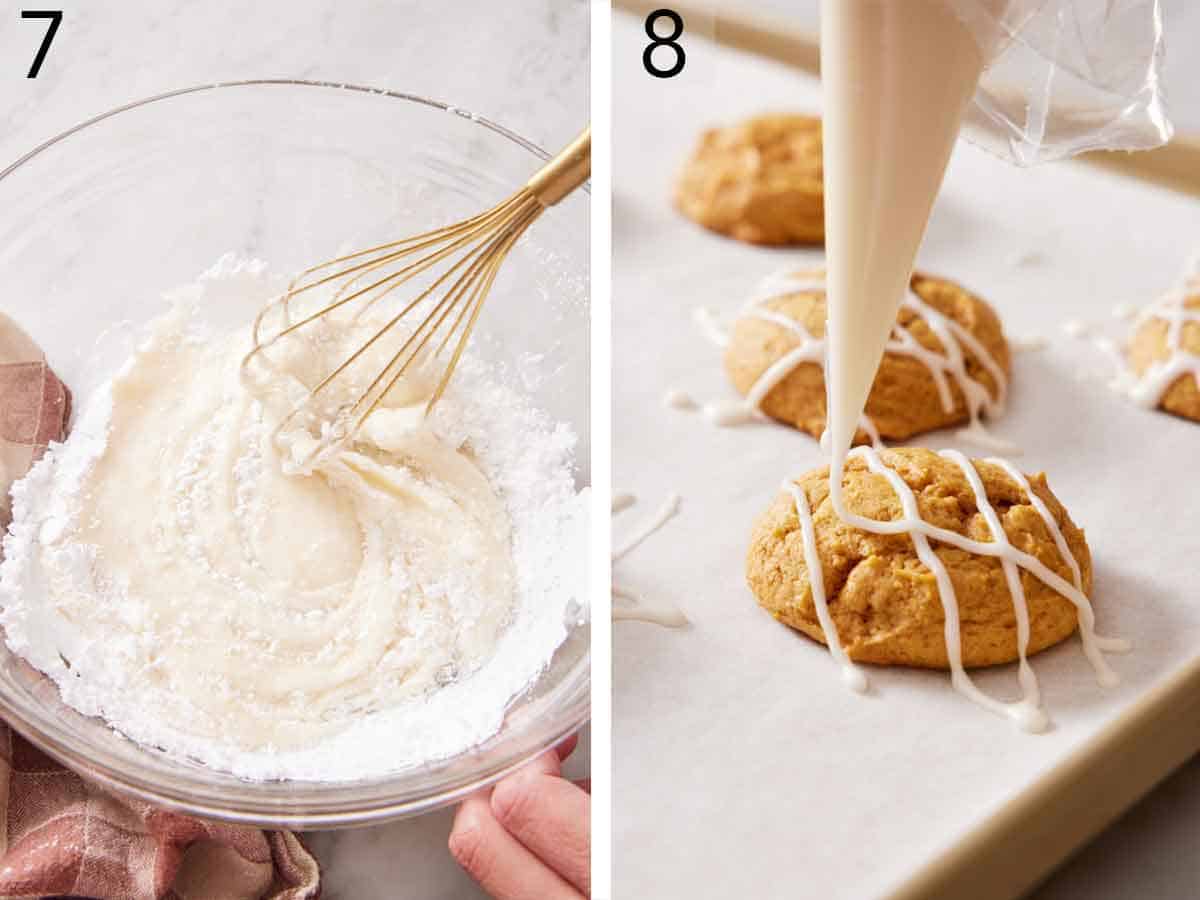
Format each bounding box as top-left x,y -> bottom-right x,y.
22,10 -> 62,79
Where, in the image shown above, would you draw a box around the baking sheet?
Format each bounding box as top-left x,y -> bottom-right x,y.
611,14 -> 1200,899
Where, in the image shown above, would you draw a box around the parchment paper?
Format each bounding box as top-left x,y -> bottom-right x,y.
612,15 -> 1200,899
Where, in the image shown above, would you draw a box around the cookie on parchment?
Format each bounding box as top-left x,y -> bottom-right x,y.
1127,290 -> 1200,423
674,114 -> 824,246
746,448 -> 1088,669
724,270 -> 1011,443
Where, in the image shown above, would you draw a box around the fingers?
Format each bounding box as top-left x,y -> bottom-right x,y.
447,744 -> 590,898
555,732 -> 579,761
449,792 -> 583,900
491,770 -> 591,896
521,746 -> 564,779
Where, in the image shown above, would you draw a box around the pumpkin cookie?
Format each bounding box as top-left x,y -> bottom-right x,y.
674,114 -> 824,246
746,448 -> 1088,669
723,269 -> 1011,443
1126,289 -> 1200,423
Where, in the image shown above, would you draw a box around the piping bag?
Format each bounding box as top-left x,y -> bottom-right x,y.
818,0 -> 1172,498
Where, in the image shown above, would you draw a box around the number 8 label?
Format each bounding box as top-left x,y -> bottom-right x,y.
643,9 -> 685,79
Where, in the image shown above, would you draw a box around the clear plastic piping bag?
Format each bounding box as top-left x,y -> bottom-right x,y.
950,0 -> 1172,164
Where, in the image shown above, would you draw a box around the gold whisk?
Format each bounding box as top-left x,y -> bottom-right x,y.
240,126 -> 591,466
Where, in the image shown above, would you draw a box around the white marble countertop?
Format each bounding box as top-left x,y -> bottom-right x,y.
0,2 -> 587,897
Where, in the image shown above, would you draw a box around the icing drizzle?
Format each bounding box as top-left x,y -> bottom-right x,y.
612,493 -> 688,628
691,271 -> 1013,452
788,447 -> 1129,731
1118,277 -> 1200,409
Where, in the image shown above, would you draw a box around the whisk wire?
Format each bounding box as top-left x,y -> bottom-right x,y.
253,197 -> 521,352
353,194 -> 544,427
284,194 -> 523,300
264,191 -> 543,448
426,211 -> 535,411
242,125 -> 590,465
318,194 -> 530,315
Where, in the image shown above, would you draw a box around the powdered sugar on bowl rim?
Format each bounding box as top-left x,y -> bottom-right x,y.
0,254 -> 590,782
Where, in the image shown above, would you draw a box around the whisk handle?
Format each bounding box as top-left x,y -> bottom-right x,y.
526,126 -> 591,207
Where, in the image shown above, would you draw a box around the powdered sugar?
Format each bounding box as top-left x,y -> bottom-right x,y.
0,257 -> 588,781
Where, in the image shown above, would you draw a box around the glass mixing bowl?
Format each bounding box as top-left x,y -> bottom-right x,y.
0,80 -> 589,827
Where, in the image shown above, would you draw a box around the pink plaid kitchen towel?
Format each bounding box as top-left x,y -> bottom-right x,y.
0,314 -> 70,532
0,312 -> 321,900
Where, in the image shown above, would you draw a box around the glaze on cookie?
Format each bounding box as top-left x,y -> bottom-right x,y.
723,270 -> 1011,445
747,448 -> 1127,731
748,447 -> 1086,669
674,114 -> 824,246
1125,288 -> 1200,423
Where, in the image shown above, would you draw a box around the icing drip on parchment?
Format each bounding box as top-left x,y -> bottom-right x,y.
790,447 -> 1129,732
612,493 -> 688,628
682,270 -> 1012,452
